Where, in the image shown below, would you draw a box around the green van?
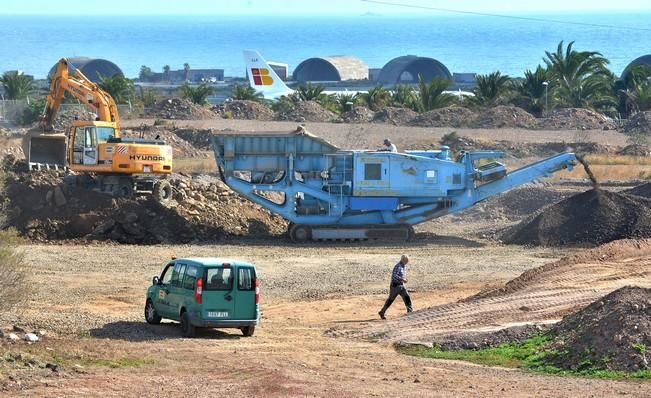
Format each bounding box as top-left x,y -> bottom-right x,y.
145,257 -> 260,337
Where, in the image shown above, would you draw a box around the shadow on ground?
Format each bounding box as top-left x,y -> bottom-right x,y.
89,321 -> 243,341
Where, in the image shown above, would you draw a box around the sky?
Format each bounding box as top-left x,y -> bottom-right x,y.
1,0 -> 650,15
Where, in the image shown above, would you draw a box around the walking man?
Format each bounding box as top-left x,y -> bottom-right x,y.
378,255 -> 413,319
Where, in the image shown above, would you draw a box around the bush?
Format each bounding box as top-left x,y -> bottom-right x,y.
21,96 -> 46,126
0,169 -> 27,311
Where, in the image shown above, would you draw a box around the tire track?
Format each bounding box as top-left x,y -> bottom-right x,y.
329,240 -> 651,344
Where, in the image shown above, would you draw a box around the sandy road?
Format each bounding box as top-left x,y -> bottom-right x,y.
0,240 -> 648,397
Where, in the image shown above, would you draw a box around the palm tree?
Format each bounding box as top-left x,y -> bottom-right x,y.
359,85 -> 390,111
543,41 -> 615,111
180,83 -> 213,105
163,65 -> 171,82
296,83 -> 326,102
183,63 -> 191,82
335,93 -> 359,112
516,65 -> 549,116
230,84 -> 264,102
139,65 -> 153,82
472,71 -> 512,107
98,73 -> 135,104
0,71 -> 34,100
616,64 -> 651,116
416,75 -> 456,112
391,84 -> 418,111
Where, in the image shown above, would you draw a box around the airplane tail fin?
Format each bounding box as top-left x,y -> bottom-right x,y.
242,50 -> 293,99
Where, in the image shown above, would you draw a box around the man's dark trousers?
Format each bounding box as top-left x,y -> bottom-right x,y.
380,282 -> 413,314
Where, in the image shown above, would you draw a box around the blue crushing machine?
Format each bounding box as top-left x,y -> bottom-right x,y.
212,127 -> 577,242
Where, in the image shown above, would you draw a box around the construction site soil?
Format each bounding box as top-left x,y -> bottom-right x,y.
547,286 -> 651,372
502,189 -> 651,246
213,100 -> 274,121
147,97 -> 218,120
0,157 -> 286,244
623,111 -> 651,135
274,101 -> 337,123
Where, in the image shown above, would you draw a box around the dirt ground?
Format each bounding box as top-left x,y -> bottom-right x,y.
122,118 -> 629,149
1,238 -> 649,397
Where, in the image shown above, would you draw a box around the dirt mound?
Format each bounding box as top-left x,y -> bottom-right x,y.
622,111 -> 651,135
502,189 -> 651,246
341,106 -> 375,123
474,105 -> 538,129
618,144 -> 650,156
274,101 -> 336,123
539,108 -> 617,130
149,97 -> 217,120
214,100 -> 273,121
171,128 -> 215,151
624,182 -> 651,198
455,186 -> 576,222
0,161 -> 286,243
410,107 -> 476,128
372,107 -> 418,125
547,286 -> 650,372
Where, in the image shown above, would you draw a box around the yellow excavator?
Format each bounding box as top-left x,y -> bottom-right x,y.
24,58 -> 173,202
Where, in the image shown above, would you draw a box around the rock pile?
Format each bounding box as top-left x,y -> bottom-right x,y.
214,100 -> 274,121
502,189 -> 651,246
410,107 -> 476,128
547,286 -> 650,372
341,106 -> 375,123
622,111 -> 651,135
171,128 -> 215,150
372,107 -> 418,125
1,160 -> 287,244
149,97 -> 217,120
474,105 -> 538,129
274,101 -> 336,122
539,108 -> 617,130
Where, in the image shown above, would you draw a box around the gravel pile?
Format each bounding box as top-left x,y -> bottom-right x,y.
274,101 -> 337,122
502,189 -> 651,246
410,107 -> 476,128
622,111 -> 651,135
372,107 -> 418,125
213,100 -> 274,121
539,108 -> 617,130
341,106 -> 375,123
474,105 -> 538,129
149,97 -> 217,120
171,128 -> 215,151
1,159 -> 287,244
547,286 -> 651,372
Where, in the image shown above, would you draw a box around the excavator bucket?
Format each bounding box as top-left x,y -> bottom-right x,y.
22,131 -> 67,169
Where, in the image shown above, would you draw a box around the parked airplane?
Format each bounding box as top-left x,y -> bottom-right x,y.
243,50 -> 365,100
242,49 -> 473,100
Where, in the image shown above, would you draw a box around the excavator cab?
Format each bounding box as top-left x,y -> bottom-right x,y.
68,120 -> 116,167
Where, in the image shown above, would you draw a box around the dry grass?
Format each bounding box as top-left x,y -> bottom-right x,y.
584,154 -> 651,166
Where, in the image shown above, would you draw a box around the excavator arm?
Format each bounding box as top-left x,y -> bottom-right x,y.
42,58 -> 120,131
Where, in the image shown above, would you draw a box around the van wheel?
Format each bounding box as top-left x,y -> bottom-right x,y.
144,299 -> 161,325
241,325 -> 255,337
180,311 -> 196,337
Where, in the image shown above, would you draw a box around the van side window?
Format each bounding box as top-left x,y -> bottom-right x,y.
205,267 -> 232,290
171,263 -> 187,288
238,267 -> 255,291
183,266 -> 198,290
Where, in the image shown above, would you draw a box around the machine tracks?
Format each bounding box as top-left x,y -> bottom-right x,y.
328,239 -> 651,344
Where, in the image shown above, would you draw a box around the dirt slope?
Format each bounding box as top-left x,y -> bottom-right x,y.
329,239 -> 651,345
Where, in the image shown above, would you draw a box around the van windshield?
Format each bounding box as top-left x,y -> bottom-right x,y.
205,267 -> 233,290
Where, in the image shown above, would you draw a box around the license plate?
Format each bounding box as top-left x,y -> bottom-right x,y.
143,166 -> 151,173
208,311 -> 228,318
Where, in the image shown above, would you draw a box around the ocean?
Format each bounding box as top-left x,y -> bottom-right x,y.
0,13 -> 650,79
